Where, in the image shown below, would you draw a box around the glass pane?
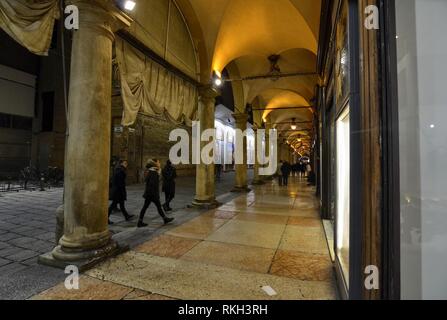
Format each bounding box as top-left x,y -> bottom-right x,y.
396,0 -> 447,300
336,106 -> 350,285
335,0 -> 350,105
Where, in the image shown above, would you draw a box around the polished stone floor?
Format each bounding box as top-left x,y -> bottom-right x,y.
0,171 -> 249,300
33,177 -> 337,300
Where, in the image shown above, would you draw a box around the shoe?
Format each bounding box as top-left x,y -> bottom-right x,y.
167,207 -> 173,212
124,214 -> 135,221
137,221 -> 148,228
163,217 -> 174,225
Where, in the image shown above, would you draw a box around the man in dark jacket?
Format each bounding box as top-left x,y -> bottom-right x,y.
108,160 -> 134,224
162,160 -> 177,212
138,159 -> 175,228
281,161 -> 291,186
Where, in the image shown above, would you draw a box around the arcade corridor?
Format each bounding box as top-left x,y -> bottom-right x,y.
1,0 -> 446,302
33,177 -> 336,300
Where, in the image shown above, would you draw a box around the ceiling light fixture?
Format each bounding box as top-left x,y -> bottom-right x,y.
291,118 -> 297,130
268,55 -> 281,82
124,0 -> 136,11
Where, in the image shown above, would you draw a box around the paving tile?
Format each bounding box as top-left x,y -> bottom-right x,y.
0,241 -> 12,250
0,233 -> 21,241
288,217 -> 323,228
270,250 -> 334,282
123,289 -> 176,300
0,262 -> 28,277
234,213 -> 289,225
279,225 -> 329,255
0,257 -> 12,267
0,247 -> 21,257
31,276 -> 134,300
218,205 -> 316,217
5,249 -> 39,262
134,235 -> 200,259
181,241 -> 276,273
86,252 -> 337,300
167,216 -> 228,240
7,237 -> 35,247
206,220 -> 286,249
202,210 -> 238,220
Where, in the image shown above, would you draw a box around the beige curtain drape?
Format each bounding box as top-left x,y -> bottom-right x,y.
115,37 -> 198,127
0,0 -> 60,56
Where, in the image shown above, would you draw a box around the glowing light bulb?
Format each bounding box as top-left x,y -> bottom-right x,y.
214,78 -> 222,87
124,1 -> 136,11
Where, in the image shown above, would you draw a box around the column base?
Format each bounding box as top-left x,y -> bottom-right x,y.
231,186 -> 251,193
38,239 -> 129,272
191,198 -> 220,209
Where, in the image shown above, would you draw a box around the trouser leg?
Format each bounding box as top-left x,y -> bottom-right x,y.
108,200 -> 117,217
154,199 -> 167,219
119,200 -> 129,217
167,193 -> 174,207
139,199 -> 151,221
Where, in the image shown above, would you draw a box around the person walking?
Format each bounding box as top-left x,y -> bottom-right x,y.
281,161 -> 291,186
215,163 -> 222,182
138,159 -> 174,228
162,160 -> 177,212
306,162 -> 312,178
277,161 -> 283,186
299,161 -> 306,178
108,160 -> 134,224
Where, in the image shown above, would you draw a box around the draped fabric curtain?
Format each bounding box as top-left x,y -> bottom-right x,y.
0,0 -> 60,56
115,37 -> 198,127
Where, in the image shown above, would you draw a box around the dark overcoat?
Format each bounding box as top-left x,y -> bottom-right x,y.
143,169 -> 161,200
162,164 -> 177,196
110,166 -> 127,202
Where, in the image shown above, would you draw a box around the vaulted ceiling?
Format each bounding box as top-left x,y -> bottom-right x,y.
175,0 -> 322,155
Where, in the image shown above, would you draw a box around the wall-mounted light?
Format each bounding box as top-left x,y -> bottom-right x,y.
124,0 -> 136,11
212,70 -> 223,88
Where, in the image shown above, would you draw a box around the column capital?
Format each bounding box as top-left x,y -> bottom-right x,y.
198,85 -> 219,103
67,0 -> 133,38
233,112 -> 249,124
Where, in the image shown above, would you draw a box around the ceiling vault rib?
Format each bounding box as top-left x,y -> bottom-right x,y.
274,121 -> 313,125
224,71 -> 318,82
251,106 -> 312,111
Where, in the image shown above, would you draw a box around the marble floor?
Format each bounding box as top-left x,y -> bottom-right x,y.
32,177 -> 338,300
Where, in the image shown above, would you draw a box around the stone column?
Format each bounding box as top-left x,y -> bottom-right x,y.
252,125 -> 264,185
39,0 -> 132,269
192,86 -> 219,208
232,113 -> 250,192
263,121 -> 274,181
